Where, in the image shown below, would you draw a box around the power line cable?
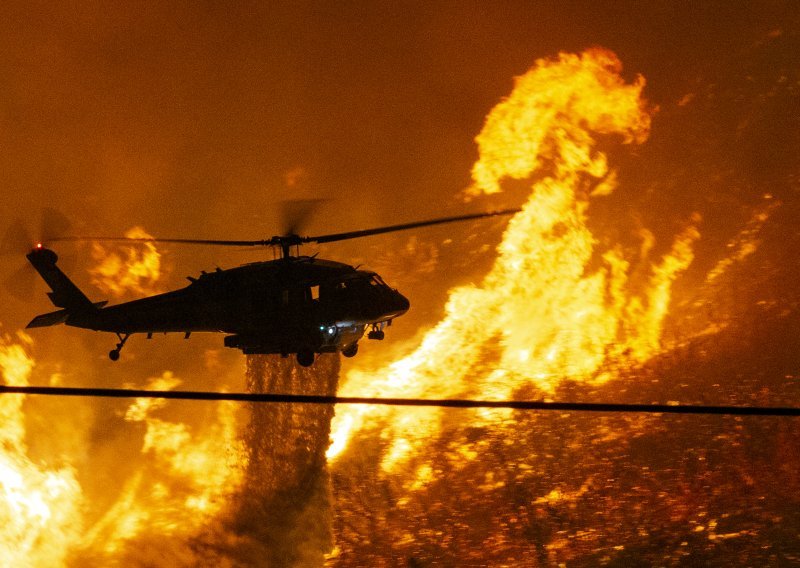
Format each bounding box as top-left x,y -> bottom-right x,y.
1,385 -> 799,416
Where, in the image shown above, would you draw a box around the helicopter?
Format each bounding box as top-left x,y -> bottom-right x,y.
19,208 -> 518,367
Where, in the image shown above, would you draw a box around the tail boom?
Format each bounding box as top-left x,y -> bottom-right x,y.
26,247 -> 92,310
25,247 -> 108,329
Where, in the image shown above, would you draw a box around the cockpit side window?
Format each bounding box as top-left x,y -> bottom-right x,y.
281,286 -> 312,308
325,274 -> 380,296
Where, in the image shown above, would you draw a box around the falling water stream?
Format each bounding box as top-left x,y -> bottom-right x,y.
229,354 -> 340,567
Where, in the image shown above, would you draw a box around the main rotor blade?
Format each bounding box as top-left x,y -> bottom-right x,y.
281,198 -> 326,236
306,208 -> 520,245
50,208 -> 521,248
50,236 -> 271,247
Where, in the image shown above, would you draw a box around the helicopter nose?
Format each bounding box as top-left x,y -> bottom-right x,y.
394,291 -> 410,314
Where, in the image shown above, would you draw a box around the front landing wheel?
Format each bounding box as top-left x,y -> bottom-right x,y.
341,343 -> 359,358
296,350 -> 315,367
109,349 -> 120,362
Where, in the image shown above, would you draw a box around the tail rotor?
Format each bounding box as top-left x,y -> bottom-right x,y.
1,208 -> 73,302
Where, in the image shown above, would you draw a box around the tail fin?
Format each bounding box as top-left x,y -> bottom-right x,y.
26,247 -> 93,310
27,308 -> 69,328
26,301 -> 107,329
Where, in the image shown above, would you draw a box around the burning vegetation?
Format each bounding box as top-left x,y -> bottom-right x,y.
327,48 -> 799,565
1,44 -> 799,566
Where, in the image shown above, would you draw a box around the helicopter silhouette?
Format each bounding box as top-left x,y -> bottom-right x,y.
19,208 -> 518,367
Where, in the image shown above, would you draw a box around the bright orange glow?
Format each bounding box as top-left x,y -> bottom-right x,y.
329,49 -> 699,468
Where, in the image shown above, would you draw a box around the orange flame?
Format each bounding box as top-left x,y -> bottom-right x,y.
329,49 -> 700,469
0,334 -> 246,565
0,333 -> 83,567
78,372 -> 244,560
90,226 -> 162,297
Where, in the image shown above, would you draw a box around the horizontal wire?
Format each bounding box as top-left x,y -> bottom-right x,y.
1,385 -> 799,416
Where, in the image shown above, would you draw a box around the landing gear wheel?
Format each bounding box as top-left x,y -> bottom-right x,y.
108,332 -> 130,362
341,343 -> 358,358
297,350 -> 315,367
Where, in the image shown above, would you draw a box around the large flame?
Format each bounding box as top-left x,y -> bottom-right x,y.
77,372 -> 245,562
1,45 -> 787,566
0,333 -> 246,566
0,333 -> 83,567
89,226 -> 162,297
329,49 -> 699,468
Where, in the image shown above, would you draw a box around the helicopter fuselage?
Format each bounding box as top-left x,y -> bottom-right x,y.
24,208 -> 518,365
27,248 -> 409,364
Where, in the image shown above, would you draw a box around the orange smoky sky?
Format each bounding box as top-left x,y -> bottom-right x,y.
1,1 -> 796,362
3,3 -> 792,315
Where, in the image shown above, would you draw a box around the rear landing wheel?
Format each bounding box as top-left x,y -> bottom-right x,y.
341,343 -> 358,358
297,350 -> 315,367
109,332 -> 130,362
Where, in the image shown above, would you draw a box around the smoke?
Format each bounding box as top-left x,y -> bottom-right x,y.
1,346 -> 340,568
69,371 -> 245,566
89,354 -> 342,567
